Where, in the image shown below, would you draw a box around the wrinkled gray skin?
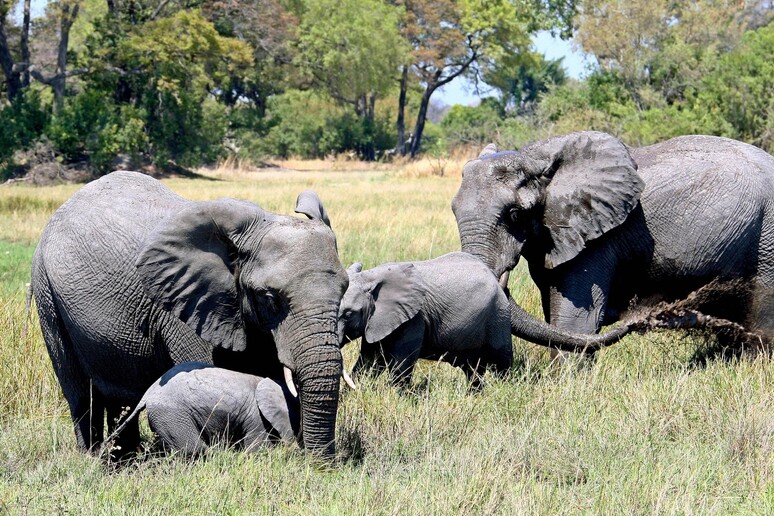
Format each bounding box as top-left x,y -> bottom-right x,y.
338,252 -> 513,388
453,132 -> 774,347
32,171 -> 348,458
108,363 -> 299,457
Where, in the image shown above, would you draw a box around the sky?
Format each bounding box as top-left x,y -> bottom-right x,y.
436,31 -> 590,106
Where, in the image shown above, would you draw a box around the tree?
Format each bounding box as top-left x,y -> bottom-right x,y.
575,0 -> 771,109
484,51 -> 567,115
395,0 -> 576,157
0,0 -> 82,111
295,0 -> 407,159
74,9 -> 253,165
0,0 -> 25,101
200,0 -> 299,115
698,22 -> 774,152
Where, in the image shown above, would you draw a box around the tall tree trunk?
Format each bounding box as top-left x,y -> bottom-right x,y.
396,64 -> 408,156
364,91 -> 376,161
21,0 -> 30,87
52,2 -> 80,115
0,19 -> 20,102
409,85 -> 434,158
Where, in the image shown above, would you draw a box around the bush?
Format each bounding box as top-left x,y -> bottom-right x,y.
254,90 -> 395,159
0,91 -> 49,164
440,100 -> 503,148
47,92 -> 151,174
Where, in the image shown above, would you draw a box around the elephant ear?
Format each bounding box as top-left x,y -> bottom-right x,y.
136,198 -> 264,351
256,378 -> 298,441
364,263 -> 426,343
540,132 -> 643,269
294,190 -> 331,227
478,143 -> 498,158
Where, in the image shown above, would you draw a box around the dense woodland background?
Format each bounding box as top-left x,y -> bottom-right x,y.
0,0 -> 772,178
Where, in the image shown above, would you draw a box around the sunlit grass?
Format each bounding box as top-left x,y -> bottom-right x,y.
1,166 -> 773,513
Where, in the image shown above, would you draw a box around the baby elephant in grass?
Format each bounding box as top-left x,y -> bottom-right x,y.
107,363 -> 299,458
338,252 -> 513,389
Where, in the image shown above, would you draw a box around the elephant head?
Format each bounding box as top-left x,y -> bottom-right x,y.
337,262 -> 426,346
452,131 -> 644,350
136,191 -> 347,457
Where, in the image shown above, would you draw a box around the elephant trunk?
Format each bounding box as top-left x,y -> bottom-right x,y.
293,338 -> 342,457
457,223 -> 502,274
508,296 -> 632,352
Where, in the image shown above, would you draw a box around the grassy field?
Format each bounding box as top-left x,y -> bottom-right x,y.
1,166 -> 773,514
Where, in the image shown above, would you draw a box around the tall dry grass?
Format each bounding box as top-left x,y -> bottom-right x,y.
1,167 -> 773,513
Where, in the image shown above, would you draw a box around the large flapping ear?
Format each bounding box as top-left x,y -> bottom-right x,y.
478,143 -> 498,159
256,378 -> 299,441
136,198 -> 264,351
537,131 -> 643,269
294,190 -> 331,227
364,263 -> 427,343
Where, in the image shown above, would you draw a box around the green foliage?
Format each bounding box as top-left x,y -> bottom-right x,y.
485,52 -> 568,114
0,92 -> 50,164
252,90 -> 395,159
296,0 -> 407,103
440,100 -> 503,147
697,23 -> 774,152
47,92 -> 149,174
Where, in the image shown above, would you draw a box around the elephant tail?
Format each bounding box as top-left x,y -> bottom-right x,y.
100,396 -> 149,458
21,281 -> 33,339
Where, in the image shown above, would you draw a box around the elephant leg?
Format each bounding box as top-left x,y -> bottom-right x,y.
384,318 -> 425,387
147,409 -> 208,458
482,315 -> 514,377
68,385 -> 106,452
106,403 -> 141,459
34,281 -> 105,451
462,358 -> 486,392
353,341 -> 387,377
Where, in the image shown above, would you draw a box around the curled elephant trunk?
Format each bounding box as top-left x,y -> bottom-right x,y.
294,340 -> 342,458
508,297 -> 632,352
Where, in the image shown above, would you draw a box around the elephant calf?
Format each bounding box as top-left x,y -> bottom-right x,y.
338,252 -> 513,388
108,363 -> 299,457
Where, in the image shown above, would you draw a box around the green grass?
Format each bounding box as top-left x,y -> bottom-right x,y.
2,169 -> 773,513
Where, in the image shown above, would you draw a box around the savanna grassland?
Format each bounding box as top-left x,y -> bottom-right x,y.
1,165 -> 773,514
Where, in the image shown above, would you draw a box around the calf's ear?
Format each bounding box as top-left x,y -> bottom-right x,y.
364,264 -> 426,343
256,379 -> 298,441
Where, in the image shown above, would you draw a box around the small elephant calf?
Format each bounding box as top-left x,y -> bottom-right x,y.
338,252 -> 513,388
108,363 -> 299,457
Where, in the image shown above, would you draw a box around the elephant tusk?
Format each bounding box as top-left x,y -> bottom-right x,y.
283,366 -> 298,398
341,369 -> 358,390
499,271 -> 510,290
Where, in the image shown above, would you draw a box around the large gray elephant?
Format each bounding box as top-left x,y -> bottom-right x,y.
338,252 -> 513,388
107,362 -> 299,457
32,171 -> 348,457
452,132 -> 773,345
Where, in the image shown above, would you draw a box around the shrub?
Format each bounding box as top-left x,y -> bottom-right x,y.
0,91 -> 49,164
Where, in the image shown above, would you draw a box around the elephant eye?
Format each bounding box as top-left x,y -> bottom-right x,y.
250,288 -> 280,310
507,208 -> 519,224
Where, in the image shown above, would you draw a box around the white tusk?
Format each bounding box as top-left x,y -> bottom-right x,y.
499,271 -> 510,290
283,367 -> 298,398
341,369 -> 358,390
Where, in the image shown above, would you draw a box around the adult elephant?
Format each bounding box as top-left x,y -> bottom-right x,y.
452,132 -> 773,346
32,171 -> 348,458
